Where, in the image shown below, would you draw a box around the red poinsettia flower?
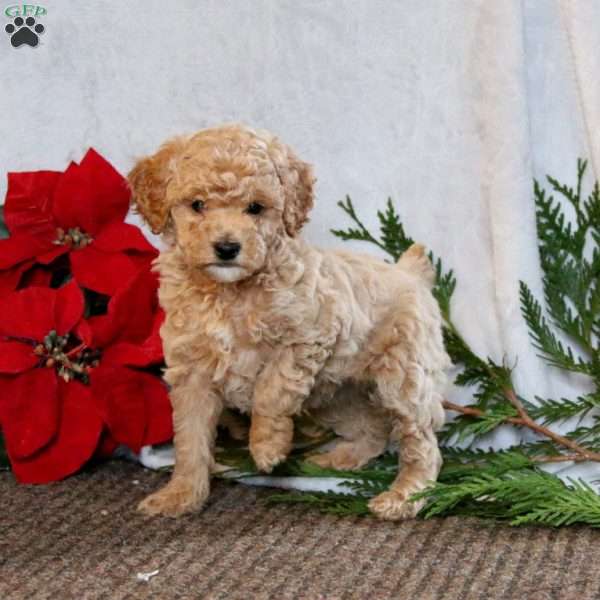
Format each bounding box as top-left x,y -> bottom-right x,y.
0,275 -> 171,484
83,270 -> 170,456
0,149 -> 157,295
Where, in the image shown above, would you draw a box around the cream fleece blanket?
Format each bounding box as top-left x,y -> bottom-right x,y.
1,1 -> 598,485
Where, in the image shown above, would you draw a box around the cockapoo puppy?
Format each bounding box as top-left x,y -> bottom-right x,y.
128,124 -> 450,520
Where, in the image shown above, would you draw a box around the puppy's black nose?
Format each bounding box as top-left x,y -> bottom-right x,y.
214,241 -> 241,261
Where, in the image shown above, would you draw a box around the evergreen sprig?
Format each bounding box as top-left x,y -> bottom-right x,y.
529,394 -> 600,425
531,160 -> 600,369
417,468 -> 600,527
217,442 -> 600,527
331,196 -> 413,260
519,280 -> 594,375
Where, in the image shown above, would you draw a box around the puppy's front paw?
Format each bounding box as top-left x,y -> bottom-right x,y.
138,479 -> 208,518
250,439 -> 290,473
368,490 -> 424,521
249,414 -> 293,473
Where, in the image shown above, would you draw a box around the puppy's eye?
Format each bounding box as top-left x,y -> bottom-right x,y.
246,202 -> 264,215
191,199 -> 205,213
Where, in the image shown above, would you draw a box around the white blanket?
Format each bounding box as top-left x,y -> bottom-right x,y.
1,0 -> 598,483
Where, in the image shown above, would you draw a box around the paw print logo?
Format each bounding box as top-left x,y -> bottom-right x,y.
5,16 -> 45,48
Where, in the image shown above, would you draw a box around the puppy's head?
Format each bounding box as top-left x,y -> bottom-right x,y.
128,125 -> 315,283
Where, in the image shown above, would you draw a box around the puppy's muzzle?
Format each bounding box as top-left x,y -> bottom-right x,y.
213,241 -> 241,261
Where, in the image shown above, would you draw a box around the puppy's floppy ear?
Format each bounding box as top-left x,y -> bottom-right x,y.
272,144 -> 315,237
127,137 -> 186,234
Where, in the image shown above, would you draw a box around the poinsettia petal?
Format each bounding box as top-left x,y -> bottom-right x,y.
50,161 -> 84,232
70,245 -> 141,295
18,264 -> 54,289
0,369 -> 59,459
141,374 -> 173,446
0,234 -> 53,269
93,222 -> 158,255
79,148 -> 130,223
90,365 -> 146,452
102,308 -> 164,367
0,286 -> 56,340
102,342 -> 161,367
52,149 -> 129,236
0,341 -> 38,373
128,253 -> 157,277
86,269 -> 160,348
36,244 -> 69,265
54,281 -> 85,336
0,283 -> 83,340
4,170 -> 60,236
0,232 -> 58,293
75,319 -> 94,347
8,379 -> 103,484
0,260 -> 34,295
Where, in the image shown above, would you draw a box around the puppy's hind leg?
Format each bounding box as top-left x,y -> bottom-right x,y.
367,367 -> 444,521
307,383 -> 390,471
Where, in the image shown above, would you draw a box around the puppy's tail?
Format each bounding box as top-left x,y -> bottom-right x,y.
396,243 -> 435,287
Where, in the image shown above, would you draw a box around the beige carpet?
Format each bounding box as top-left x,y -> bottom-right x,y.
1,461 -> 599,600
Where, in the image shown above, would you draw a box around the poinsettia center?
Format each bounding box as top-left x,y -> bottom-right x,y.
34,330 -> 101,384
53,227 -> 93,249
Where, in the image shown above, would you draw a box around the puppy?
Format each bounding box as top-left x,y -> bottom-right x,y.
128,124 -> 449,520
